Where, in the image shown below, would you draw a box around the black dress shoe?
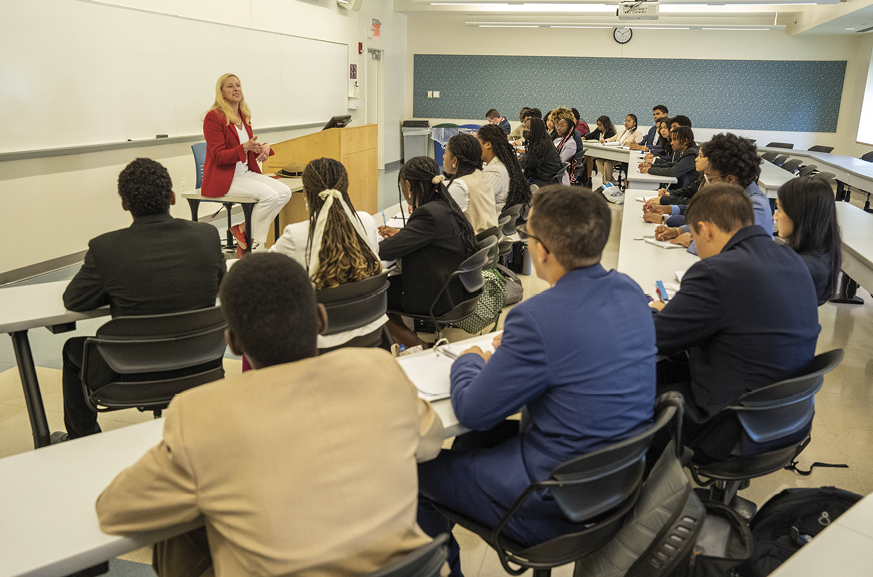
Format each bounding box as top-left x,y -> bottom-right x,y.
50,431 -> 69,444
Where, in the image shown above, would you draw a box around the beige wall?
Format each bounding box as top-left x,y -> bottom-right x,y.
1,0 -> 407,276
404,17 -> 871,155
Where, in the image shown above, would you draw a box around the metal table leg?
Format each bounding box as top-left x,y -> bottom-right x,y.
9,331 -> 51,449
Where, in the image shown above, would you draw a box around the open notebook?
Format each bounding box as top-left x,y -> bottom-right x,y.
398,336 -> 498,401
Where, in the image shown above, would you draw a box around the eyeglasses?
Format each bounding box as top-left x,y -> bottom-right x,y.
518,225 -> 550,254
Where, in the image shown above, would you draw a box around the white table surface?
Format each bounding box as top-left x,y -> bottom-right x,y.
582,142 -> 677,190
835,201 -> 873,295
758,147 -> 873,188
615,190 -> 699,294
770,493 -> 873,576
0,281 -> 108,334
758,160 -> 797,198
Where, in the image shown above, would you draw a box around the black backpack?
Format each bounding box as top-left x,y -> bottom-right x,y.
738,487 -> 862,577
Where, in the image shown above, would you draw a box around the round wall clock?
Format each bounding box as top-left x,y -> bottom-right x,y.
613,27 -> 633,44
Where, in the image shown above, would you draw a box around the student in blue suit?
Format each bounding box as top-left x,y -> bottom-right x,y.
417,186 -> 657,577
651,184 -> 819,461
485,108 -> 511,135
631,104 -> 669,150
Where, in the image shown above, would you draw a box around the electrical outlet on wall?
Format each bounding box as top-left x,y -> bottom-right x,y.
427,91 -> 433,98
434,91 -> 440,98
181,181 -> 187,191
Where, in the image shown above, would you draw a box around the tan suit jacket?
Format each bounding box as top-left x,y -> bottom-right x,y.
96,348 -> 444,577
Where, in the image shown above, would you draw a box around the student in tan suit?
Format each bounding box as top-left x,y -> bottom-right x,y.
95,253 -> 445,577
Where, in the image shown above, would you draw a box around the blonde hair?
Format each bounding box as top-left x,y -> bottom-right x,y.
552,106 -> 575,127
205,73 -> 252,126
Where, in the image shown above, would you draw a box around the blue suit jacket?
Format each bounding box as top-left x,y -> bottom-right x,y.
497,117 -> 511,135
639,125 -> 660,148
654,226 -> 820,430
449,265 -> 657,507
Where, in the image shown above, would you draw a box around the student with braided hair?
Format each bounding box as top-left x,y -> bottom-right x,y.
270,157 -> 384,349
443,133 -> 497,233
378,157 -> 479,348
476,124 -> 531,212
524,117 -> 563,187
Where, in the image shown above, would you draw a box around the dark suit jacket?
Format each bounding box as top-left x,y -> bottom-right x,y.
647,145 -> 700,190
524,139 -> 562,187
64,213 -> 226,317
654,226 -> 820,431
379,201 -> 473,316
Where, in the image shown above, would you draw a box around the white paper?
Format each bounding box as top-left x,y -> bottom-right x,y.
645,238 -> 686,250
397,335 -> 499,401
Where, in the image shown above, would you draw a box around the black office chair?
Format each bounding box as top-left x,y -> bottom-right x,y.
761,152 -> 779,163
499,203 -> 525,237
363,534 -> 449,577
316,271 -> 392,353
797,164 -> 818,178
766,142 -> 794,149
772,154 -> 790,167
687,349 -> 844,510
549,162 -> 571,186
781,159 -> 803,174
390,237 -> 496,339
861,151 -> 873,162
434,394 -> 686,576
82,306 -> 227,417
814,172 -> 836,185
808,145 -> 834,153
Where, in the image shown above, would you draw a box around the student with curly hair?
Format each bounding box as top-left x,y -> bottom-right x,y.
551,107 -> 578,185
270,158 -> 384,348
477,124 -> 532,212
378,157 -> 479,347
61,158 -> 226,440
442,133 -> 497,233
775,176 -> 842,305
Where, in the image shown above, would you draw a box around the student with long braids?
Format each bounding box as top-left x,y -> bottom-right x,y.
477,124 -> 531,213
551,107 -> 578,185
524,117 -> 563,188
270,157 -> 384,349
442,133 -> 497,233
378,157 -> 479,348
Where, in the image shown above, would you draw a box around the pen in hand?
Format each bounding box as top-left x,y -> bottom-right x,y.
381,209 -> 387,226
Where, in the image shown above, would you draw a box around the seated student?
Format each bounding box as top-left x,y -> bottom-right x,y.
485,108 -> 512,135
61,158 -> 226,441
647,119 -> 674,158
523,117 -> 563,187
639,126 -> 699,189
509,107 -> 531,141
653,132 -> 773,253
571,108 -> 590,138
96,253 -> 444,576
378,157 -> 479,348
631,104 -> 669,151
580,115 -> 617,186
670,115 -> 692,129
477,123 -> 531,213
642,149 -> 707,224
269,158 -> 385,349
551,107 -> 578,185
651,184 -> 819,461
443,133 -> 498,234
596,114 -> 644,186
775,176 -> 842,305
545,110 -> 558,140
417,185 -> 656,576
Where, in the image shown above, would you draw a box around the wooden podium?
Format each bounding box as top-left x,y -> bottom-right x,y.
263,124 -> 378,246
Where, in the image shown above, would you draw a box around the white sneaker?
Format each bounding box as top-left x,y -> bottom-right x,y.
609,189 -> 625,205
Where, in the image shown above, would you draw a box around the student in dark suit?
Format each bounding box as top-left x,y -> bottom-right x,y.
651,184 -> 820,461
417,186 -> 657,576
378,156 -> 478,348
61,158 -> 226,440
775,176 -> 842,305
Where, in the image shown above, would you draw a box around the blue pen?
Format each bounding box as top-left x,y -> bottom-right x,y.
656,281 -> 670,303
381,209 -> 387,226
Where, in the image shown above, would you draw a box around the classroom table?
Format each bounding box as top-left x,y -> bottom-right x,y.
0,340 -> 472,577
615,189 -> 699,293
581,142 -> 677,191
769,493 -> 873,576
0,281 -> 111,449
757,147 -> 873,200
757,160 -> 797,198
834,201 -> 873,299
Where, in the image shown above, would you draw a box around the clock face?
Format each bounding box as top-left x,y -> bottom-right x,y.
613,27 -> 633,44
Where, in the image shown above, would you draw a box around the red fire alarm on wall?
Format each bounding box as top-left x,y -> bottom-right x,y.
358,42 -> 363,54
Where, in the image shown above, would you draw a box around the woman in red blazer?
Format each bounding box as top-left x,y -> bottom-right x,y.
202,73 -> 291,257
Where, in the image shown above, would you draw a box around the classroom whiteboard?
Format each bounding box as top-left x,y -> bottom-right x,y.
0,0 -> 349,153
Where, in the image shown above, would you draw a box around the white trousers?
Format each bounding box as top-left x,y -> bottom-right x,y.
228,171 -> 292,243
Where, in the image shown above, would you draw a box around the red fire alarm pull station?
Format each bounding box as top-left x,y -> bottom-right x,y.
358,42 -> 363,54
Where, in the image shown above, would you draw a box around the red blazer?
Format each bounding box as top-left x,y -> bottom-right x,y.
201,109 -> 275,198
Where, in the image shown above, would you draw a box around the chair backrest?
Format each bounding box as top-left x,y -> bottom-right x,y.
192,142 -> 207,189
814,172 -> 836,183
475,226 -> 500,245
547,393 -> 684,523
549,162 -> 571,185
732,349 -> 844,445
496,213 -> 512,238
458,238 -> 496,293
808,145 -> 834,153
499,203 -> 524,236
781,159 -> 803,174
363,534 -> 449,577
761,152 -> 779,163
772,154 -> 789,167
766,142 -> 794,149
316,272 -> 390,336
797,164 -> 818,177
861,151 -> 873,162
82,306 -> 227,410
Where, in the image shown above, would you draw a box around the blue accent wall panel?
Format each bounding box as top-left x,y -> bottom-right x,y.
413,55 -> 846,133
